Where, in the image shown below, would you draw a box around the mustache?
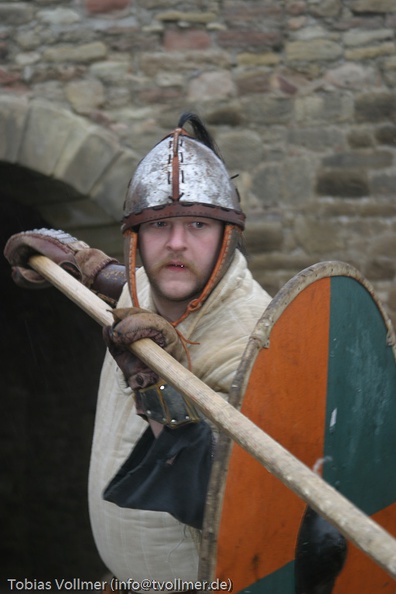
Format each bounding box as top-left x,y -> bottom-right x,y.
151,258 -> 198,275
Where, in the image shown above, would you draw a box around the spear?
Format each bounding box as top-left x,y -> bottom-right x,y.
27,253 -> 396,580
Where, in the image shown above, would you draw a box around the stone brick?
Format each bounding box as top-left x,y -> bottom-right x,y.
322,150 -> 393,169
55,125 -> 122,195
217,129 -> 265,170
140,50 -> 231,76
242,96 -> 293,125
288,127 -> 345,152
244,221 -> 284,253
43,42 -> 107,63
375,125 -> 396,146
351,0 -> 396,13
324,63 -> 380,89
294,214 -> 346,254
365,257 -> 396,281
164,29 -> 211,51
343,28 -> 393,47
237,52 -> 280,67
347,128 -> 374,148
235,70 -> 271,95
37,7 -> 81,24
316,169 -> 369,197
187,70 -> 235,102
345,42 -> 396,61
204,105 -> 243,127
295,93 -> 354,125
371,173 -> 396,195
0,95 -> 29,163
156,11 -> 217,24
91,149 -> 140,220
0,3 -> 34,25
218,30 -> 283,51
65,79 -> 105,114
308,0 -> 341,17
223,2 -> 284,26
355,92 -> 396,123
251,163 -> 283,206
18,102 -> 82,177
285,39 -> 342,62
85,0 -> 130,14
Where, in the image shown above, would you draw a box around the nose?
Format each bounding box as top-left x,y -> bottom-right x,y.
165,222 -> 187,251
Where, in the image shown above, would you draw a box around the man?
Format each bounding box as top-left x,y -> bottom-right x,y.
5,113 -> 272,587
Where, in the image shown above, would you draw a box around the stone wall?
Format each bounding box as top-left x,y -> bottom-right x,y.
1,0 -> 396,322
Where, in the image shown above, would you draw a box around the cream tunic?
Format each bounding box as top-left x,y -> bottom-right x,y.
88,250 -> 271,584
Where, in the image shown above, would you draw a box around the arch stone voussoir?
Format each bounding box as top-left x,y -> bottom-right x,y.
91,148 -> 140,222
0,95 -> 30,163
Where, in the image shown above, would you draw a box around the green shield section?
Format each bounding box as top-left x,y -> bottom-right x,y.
323,277 -> 396,514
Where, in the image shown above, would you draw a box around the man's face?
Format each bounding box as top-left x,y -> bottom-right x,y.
138,216 -> 224,319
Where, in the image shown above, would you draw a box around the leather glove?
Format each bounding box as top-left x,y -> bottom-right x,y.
103,307 -> 185,390
4,228 -> 118,290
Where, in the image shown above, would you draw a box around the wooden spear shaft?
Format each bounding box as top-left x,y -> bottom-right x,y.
29,254 -> 396,580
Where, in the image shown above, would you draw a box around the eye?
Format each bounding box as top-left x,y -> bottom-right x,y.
190,221 -> 206,229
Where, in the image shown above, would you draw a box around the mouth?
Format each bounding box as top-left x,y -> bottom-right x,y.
166,262 -> 187,269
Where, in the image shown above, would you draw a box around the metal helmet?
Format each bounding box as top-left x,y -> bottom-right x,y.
122,112 -> 245,231
122,113 -> 245,326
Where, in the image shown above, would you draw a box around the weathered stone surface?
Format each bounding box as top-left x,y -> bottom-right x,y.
18,102 -> 79,176
324,62 -> 380,89
316,169 -> 369,197
0,96 -> 29,162
218,30 -> 283,51
343,28 -> 394,47
245,221 -> 284,253
217,129 -> 265,169
355,92 -> 396,123
345,42 -> 395,61
43,42 -> 107,63
295,93 -> 354,124
322,150 -> 393,169
85,0 -> 130,14
164,29 -> 211,51
156,11 -> 217,24
91,148 -> 140,220
370,173 -> 396,195
242,96 -> 293,125
308,0 -> 341,17
0,3 -> 34,25
351,0 -> 396,13
56,128 -> 123,195
140,50 -> 231,76
37,7 -> 81,24
288,127 -> 345,151
285,39 -> 342,62
375,125 -> 396,146
294,214 -> 346,254
347,128 -> 374,148
187,70 -> 235,102
65,79 -> 105,114
237,52 -> 280,67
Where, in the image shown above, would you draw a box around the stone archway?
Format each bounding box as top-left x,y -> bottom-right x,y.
0,97 -> 139,582
0,94 -> 140,259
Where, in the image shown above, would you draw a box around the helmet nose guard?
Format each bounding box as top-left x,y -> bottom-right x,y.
122,125 -> 245,231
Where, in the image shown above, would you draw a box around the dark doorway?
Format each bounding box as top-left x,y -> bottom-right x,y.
0,197 -> 107,583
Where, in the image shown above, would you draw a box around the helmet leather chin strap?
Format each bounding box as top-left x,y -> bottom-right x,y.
124,224 -> 240,328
